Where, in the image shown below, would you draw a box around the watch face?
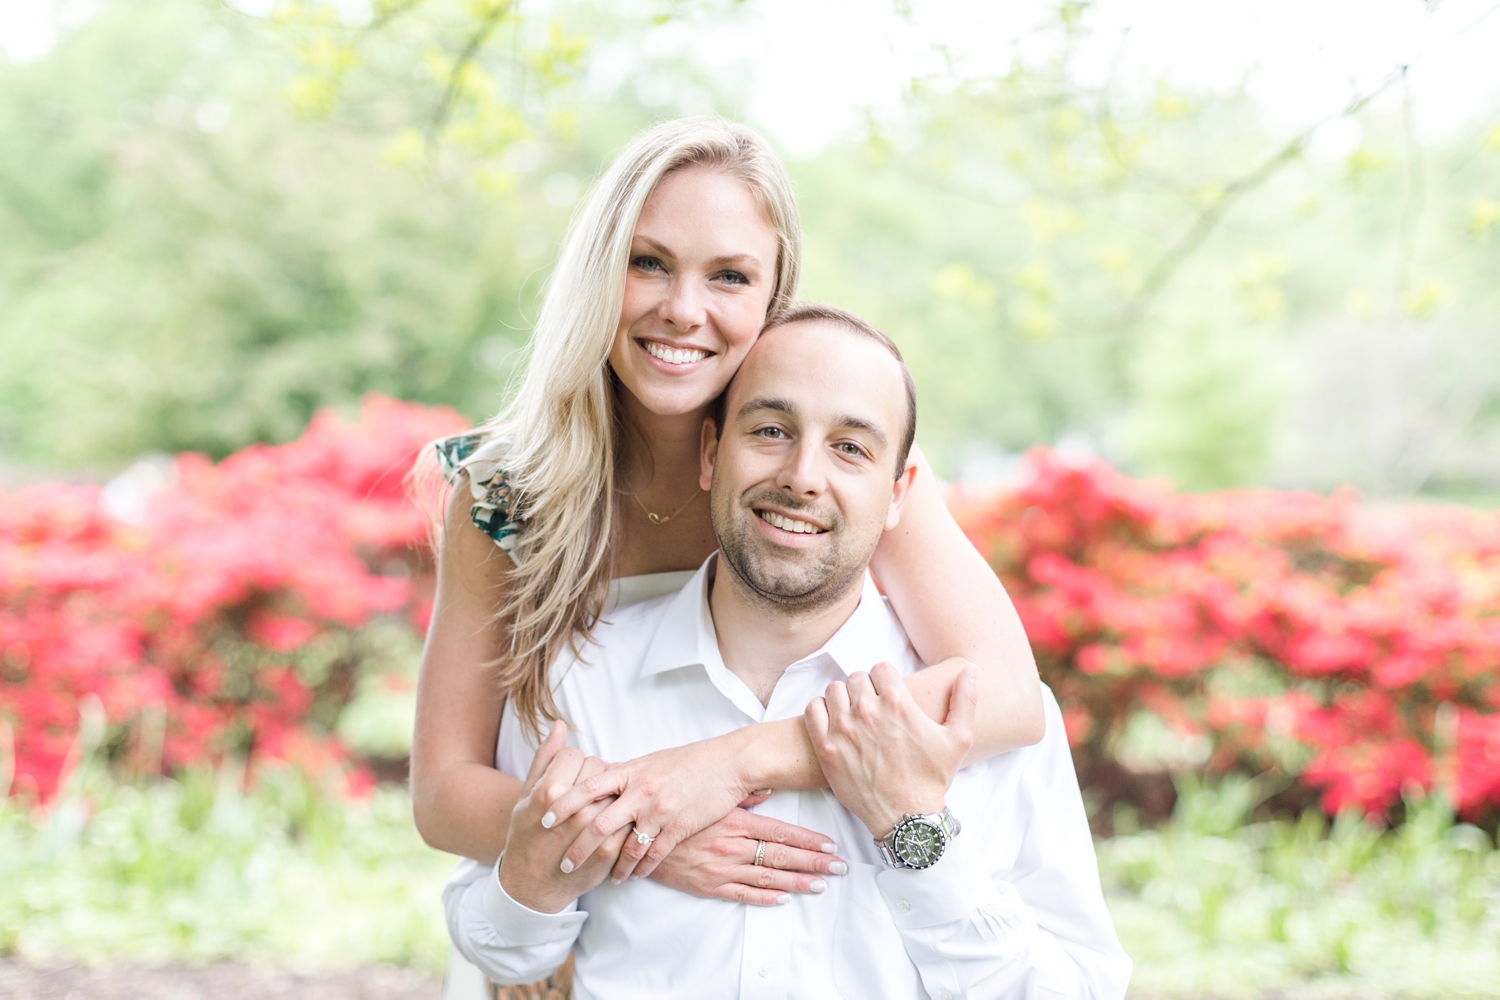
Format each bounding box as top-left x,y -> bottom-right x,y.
893,818 -> 944,868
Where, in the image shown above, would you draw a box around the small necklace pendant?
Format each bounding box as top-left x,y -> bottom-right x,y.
648,512 -> 665,524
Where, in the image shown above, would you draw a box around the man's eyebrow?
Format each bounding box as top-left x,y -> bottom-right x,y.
737,395 -> 798,419
738,396 -> 889,447
836,415 -> 888,447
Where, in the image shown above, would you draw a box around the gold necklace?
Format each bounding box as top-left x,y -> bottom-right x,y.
630,486 -> 702,525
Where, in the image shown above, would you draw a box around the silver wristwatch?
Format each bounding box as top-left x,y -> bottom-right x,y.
875,807 -> 961,870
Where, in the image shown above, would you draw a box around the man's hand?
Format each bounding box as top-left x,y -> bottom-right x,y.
498,721 -> 630,914
805,662 -> 976,839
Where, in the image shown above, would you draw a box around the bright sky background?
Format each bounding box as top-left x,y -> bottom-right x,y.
3,0 -> 1498,154
732,0 -> 1500,153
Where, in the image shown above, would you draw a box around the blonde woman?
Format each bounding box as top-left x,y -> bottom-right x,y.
414,117 -> 1043,918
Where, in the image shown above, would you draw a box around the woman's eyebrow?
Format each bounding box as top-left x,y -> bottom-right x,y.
706,253 -> 760,270
632,236 -> 676,258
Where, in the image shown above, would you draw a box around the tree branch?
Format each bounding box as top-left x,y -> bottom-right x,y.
1125,66 -> 1407,321
426,4 -> 509,149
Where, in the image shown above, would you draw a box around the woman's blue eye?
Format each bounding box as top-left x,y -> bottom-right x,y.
632,256 -> 665,272
719,270 -> 749,285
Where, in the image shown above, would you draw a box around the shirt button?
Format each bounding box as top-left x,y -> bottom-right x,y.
758,963 -> 771,978
940,992 -> 953,1000
896,899 -> 911,912
560,921 -> 576,929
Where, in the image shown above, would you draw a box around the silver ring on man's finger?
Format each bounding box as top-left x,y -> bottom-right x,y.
754,840 -> 767,866
634,827 -> 656,847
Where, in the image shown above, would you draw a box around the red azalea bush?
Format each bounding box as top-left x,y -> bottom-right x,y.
0,396 -> 465,802
952,450 -> 1500,820
4,399 -> 1499,822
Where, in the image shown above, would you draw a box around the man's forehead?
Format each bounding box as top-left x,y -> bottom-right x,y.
733,320 -> 903,409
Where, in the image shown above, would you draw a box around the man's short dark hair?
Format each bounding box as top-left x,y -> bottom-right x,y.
711,302 -> 918,477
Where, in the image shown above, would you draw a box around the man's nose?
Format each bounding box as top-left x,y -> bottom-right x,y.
777,439 -> 827,499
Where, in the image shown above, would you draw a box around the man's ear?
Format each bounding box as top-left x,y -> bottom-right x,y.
883,456 -> 920,532
699,417 -> 719,492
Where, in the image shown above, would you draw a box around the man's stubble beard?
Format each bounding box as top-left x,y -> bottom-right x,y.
711,483 -> 876,615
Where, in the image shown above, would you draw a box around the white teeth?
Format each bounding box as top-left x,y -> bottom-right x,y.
644,342 -> 708,365
760,511 -> 823,534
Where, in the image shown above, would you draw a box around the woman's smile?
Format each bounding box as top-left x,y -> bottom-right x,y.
638,338 -> 715,369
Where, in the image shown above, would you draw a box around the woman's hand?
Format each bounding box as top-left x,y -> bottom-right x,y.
650,808 -> 847,906
498,722 -> 630,914
542,732 -> 761,881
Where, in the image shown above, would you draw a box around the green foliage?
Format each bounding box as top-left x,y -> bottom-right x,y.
1102,779 -> 1500,997
8,766 -> 1500,997
0,766 -> 452,971
2,0 -> 1497,497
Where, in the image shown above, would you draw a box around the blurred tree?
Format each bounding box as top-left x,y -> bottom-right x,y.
1,0 -> 1496,500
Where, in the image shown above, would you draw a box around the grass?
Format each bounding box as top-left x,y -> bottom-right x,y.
0,764 -> 453,974
4,767 -> 1499,997
1100,776 -> 1500,998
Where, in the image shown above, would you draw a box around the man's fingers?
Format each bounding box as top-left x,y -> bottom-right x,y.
823,679 -> 851,722
804,696 -> 829,742
544,765 -> 627,829
869,661 -> 907,699
739,813 -> 839,857
945,664 -> 979,736
521,720 -> 568,796
846,670 -> 877,709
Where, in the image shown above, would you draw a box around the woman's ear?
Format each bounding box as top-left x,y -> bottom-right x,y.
883,456 -> 920,531
699,417 -> 719,492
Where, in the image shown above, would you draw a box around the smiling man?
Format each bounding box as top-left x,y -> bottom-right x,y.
444,303 -> 1130,999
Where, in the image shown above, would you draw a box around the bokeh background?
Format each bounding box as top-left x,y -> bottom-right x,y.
2,0 -> 1499,996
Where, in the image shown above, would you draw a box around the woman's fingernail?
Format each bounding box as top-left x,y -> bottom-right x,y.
610,878 -> 623,885
828,862 -> 848,876
774,893 -> 791,905
821,842 -> 836,853
753,788 -> 773,796
559,859 -> 574,874
540,812 -> 556,829
809,879 -> 827,893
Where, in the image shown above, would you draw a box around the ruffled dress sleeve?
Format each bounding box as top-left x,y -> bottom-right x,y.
435,433 -> 523,563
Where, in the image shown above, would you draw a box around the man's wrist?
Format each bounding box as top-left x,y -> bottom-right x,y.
864,790 -> 947,841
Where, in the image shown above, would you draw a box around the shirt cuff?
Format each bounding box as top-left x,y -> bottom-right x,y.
481,856 -> 587,947
875,835 -> 1003,930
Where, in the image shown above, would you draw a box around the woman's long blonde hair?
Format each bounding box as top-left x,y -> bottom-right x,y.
449,116 -> 802,737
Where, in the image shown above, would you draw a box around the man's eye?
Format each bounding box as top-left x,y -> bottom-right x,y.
836,442 -> 865,457
756,427 -> 787,439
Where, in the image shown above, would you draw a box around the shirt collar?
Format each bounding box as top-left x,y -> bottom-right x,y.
639,553 -> 897,681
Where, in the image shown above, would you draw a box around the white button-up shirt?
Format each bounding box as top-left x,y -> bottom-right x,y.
444,557 -> 1130,1000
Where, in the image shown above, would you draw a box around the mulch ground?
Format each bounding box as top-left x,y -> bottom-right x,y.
0,960 -> 442,999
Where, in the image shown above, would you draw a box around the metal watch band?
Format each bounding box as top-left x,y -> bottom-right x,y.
875,806 -> 961,870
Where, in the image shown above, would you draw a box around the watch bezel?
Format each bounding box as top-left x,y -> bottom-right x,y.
890,814 -> 947,869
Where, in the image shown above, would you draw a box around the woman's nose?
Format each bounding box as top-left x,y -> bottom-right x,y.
660,276 -> 708,331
